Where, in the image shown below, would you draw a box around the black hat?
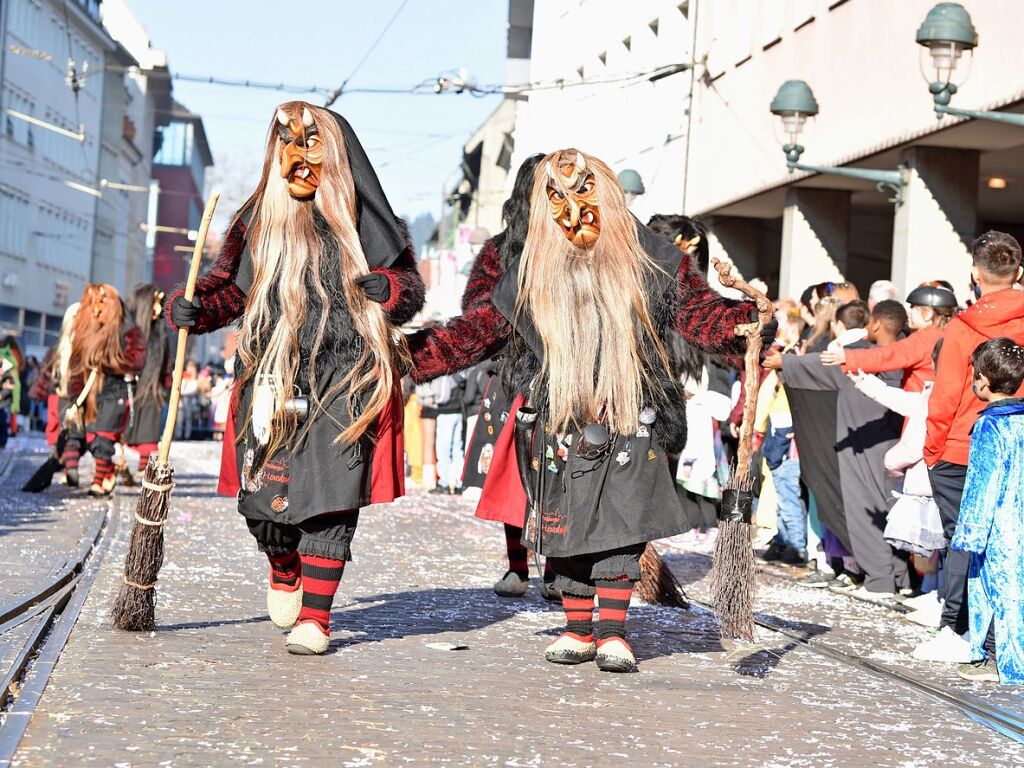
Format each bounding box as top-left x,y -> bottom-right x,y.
906,284 -> 958,308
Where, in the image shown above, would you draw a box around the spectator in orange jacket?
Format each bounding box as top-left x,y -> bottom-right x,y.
919,231 -> 1024,664
823,283 -> 958,393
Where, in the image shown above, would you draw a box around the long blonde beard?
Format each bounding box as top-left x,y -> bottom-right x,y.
515,151 -> 669,436
236,104 -> 408,463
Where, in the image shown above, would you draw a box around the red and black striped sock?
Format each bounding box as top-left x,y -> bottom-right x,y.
504,524 -> 529,580
134,443 -> 159,473
63,444 -> 80,470
267,550 -> 301,591
296,554 -> 345,634
93,457 -> 114,485
596,577 -> 634,641
543,558 -> 555,583
561,592 -> 595,639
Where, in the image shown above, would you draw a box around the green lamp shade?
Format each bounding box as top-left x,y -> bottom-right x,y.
770,80 -> 819,117
618,169 -> 645,195
916,3 -> 978,49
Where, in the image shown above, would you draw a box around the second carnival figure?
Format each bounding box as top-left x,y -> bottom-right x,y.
168,101 -> 424,655
410,149 -> 773,672
123,283 -> 172,479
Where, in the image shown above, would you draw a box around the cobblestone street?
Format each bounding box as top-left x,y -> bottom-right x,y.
5,440 -> 1024,766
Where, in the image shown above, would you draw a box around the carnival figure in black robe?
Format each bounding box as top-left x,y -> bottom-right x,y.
169,102 -> 424,655
410,149 -> 766,672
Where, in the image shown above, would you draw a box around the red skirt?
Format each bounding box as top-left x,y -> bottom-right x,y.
217,383 -> 406,506
473,394 -> 527,527
45,394 -> 61,446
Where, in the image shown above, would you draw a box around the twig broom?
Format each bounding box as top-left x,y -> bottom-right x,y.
112,193 -> 220,631
709,258 -> 772,641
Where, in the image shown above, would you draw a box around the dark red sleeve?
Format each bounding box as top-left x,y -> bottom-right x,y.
407,306 -> 511,384
166,220 -> 247,335
407,239 -> 510,383
462,240 -> 503,312
674,253 -> 754,357
373,246 -> 425,326
122,326 -> 147,374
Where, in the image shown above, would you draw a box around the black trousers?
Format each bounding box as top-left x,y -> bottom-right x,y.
928,461 -> 969,635
245,510 -> 360,561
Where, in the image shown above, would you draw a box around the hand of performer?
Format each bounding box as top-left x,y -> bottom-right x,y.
170,295 -> 202,329
762,348 -> 783,371
759,317 -> 779,349
821,345 -> 846,367
355,273 -> 391,304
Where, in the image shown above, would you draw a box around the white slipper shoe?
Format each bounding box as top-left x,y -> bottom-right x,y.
267,580 -> 303,629
544,633 -> 597,665
596,637 -> 637,673
285,621 -> 330,655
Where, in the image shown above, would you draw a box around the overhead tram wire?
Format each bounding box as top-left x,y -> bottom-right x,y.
324,0 -> 413,107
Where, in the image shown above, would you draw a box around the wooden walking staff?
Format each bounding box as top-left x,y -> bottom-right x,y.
112,192 -> 220,632
710,257 -> 773,641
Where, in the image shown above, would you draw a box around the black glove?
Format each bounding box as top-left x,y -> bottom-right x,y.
760,318 -> 779,349
355,273 -> 390,304
170,295 -> 202,329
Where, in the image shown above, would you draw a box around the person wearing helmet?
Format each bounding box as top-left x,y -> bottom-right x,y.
822,282 -> 958,393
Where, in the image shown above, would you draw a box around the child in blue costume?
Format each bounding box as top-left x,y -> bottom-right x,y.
952,337 -> 1024,684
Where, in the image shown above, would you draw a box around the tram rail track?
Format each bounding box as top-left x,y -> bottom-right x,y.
671,549 -> 1024,745
0,493 -> 116,767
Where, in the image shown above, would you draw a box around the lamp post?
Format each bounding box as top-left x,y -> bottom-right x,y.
618,169 -> 645,206
770,80 -> 907,204
917,3 -> 1024,127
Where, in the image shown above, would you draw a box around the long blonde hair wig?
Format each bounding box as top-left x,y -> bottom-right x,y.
234,101 -> 408,461
515,148 -> 670,436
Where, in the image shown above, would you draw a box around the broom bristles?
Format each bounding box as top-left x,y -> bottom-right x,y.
635,543 -> 689,609
711,474 -> 757,641
111,459 -> 172,631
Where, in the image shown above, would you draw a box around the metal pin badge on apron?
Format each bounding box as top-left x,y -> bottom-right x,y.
636,406 -> 656,437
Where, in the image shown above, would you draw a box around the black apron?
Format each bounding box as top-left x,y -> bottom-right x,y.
234,364 -> 375,525
462,375 -> 513,489
490,221 -> 688,558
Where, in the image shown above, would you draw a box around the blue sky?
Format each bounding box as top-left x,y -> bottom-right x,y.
128,0 -> 508,224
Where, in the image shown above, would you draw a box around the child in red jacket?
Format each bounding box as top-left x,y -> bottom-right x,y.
918,231 -> 1024,664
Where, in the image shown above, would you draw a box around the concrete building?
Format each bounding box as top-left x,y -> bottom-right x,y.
0,0 -> 113,356
508,0 -> 695,225
92,0 -> 170,292
685,0 -> 1024,302
423,0 -> 533,319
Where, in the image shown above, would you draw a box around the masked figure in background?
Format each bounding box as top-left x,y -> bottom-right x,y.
455,154 -> 560,600
22,303 -> 80,490
123,284 -> 172,478
410,149 -> 766,672
68,284 -> 147,496
168,101 -> 424,656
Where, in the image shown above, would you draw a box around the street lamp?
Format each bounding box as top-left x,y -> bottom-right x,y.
618,169 -> 645,205
916,3 -> 1024,126
770,80 -> 906,204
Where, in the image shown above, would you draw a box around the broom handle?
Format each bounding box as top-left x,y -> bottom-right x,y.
711,258 -> 773,487
157,193 -> 220,464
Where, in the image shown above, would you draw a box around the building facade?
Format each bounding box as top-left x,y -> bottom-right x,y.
685,0 -> 1024,301
508,0 -> 695,225
0,0 -> 112,356
92,0 -> 170,292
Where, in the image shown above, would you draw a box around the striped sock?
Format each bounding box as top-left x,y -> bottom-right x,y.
504,524 -> 528,579
561,593 -> 595,639
93,457 -> 114,485
63,443 -> 80,470
297,554 -> 345,635
134,443 -> 159,473
596,577 -> 634,641
268,550 -> 301,591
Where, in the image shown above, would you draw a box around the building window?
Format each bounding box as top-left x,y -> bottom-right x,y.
622,35 -> 631,51
649,19 -> 659,36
